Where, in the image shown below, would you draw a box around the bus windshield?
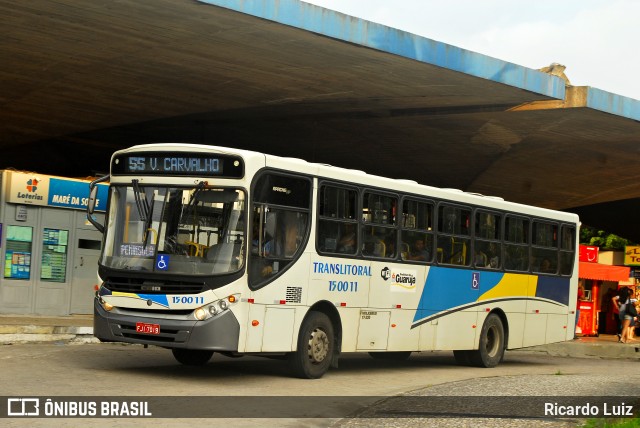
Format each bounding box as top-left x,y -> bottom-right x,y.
101,182 -> 246,275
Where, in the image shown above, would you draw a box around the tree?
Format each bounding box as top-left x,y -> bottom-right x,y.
580,225 -> 634,250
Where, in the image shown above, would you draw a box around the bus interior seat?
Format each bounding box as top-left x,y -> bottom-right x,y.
400,242 -> 410,260
185,241 -> 206,257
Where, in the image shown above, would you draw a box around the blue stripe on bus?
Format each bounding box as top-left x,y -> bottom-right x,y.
137,294 -> 169,307
412,267 -> 502,323
535,275 -> 570,306
412,267 -> 570,324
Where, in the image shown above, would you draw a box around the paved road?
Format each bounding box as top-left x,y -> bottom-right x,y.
1,342 -> 639,427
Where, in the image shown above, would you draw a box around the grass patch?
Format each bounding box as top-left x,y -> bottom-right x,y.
581,417 -> 640,427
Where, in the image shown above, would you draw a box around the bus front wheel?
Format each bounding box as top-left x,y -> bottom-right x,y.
469,313 -> 505,368
172,348 -> 214,366
289,311 -> 334,379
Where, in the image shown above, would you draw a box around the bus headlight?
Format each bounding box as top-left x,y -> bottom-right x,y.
100,298 -> 114,312
194,308 -> 207,321
194,295 -> 238,321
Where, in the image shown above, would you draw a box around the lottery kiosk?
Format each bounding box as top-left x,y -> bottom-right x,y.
577,246 -> 631,336
0,170 -> 108,315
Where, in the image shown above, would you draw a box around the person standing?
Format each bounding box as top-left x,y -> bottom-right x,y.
627,288 -> 638,341
613,287 -> 634,343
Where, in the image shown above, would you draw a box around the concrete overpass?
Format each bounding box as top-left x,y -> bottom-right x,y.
2,0 -> 640,239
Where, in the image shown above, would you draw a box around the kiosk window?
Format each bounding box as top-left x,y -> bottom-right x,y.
41,228 -> 69,282
78,239 -> 101,250
4,225 -> 33,280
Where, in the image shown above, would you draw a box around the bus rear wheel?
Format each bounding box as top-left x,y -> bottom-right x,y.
172,349 -> 214,366
289,311 -> 334,379
469,313 -> 504,368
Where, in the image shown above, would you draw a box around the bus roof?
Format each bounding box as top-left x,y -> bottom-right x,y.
117,143 -> 579,223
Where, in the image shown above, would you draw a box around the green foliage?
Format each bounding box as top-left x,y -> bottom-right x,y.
580,417 -> 640,427
580,225 -> 634,251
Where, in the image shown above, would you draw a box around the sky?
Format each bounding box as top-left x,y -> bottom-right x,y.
303,0 -> 640,101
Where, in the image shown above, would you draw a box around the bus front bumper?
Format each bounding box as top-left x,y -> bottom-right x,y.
93,298 -> 240,351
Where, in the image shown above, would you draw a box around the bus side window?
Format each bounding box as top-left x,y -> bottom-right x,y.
504,215 -> 529,272
437,204 -> 470,266
474,211 -> 502,269
317,184 -> 358,256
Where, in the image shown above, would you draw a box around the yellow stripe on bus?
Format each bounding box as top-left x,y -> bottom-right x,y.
478,273 -> 538,301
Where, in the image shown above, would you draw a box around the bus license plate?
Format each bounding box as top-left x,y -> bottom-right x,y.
136,322 -> 160,335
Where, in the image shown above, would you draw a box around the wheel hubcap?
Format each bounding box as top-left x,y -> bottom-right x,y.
307,328 -> 329,364
486,326 -> 498,357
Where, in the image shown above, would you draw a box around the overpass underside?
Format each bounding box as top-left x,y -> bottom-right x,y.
1,0 -> 640,238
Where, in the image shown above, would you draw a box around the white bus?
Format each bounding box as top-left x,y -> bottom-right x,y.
88,143 -> 580,378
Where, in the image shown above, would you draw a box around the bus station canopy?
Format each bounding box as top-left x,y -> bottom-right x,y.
2,0 -> 640,239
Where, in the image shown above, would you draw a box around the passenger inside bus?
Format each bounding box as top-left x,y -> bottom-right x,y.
408,239 -> 430,261
474,250 -> 488,267
337,223 -> 356,253
362,235 -> 385,258
538,258 -> 556,273
250,209 -> 306,281
473,241 -> 499,269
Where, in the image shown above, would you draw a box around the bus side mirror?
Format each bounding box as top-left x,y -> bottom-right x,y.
87,175 -> 109,234
88,185 -> 99,214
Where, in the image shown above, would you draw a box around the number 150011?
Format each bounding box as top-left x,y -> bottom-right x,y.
171,296 -> 204,305
329,281 -> 358,292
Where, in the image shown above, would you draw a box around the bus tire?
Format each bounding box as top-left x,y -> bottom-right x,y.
289,311 -> 334,379
172,348 -> 214,366
453,350 -> 472,366
469,314 -> 504,368
368,351 -> 412,361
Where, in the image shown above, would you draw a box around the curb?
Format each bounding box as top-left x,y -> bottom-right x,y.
512,341 -> 640,360
0,325 -> 93,335
0,325 -> 97,344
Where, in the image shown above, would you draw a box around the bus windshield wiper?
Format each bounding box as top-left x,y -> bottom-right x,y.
132,179 -> 149,223
142,198 -> 155,248
185,181 -> 206,218
132,180 -> 155,247
188,181 -> 206,207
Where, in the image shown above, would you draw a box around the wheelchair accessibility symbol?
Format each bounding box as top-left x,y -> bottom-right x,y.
156,255 -> 169,271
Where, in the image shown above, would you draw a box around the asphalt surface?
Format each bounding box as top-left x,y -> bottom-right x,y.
1,314 -> 639,427
1,313 -> 639,360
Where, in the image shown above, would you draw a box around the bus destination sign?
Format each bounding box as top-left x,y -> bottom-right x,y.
111,153 -> 244,178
